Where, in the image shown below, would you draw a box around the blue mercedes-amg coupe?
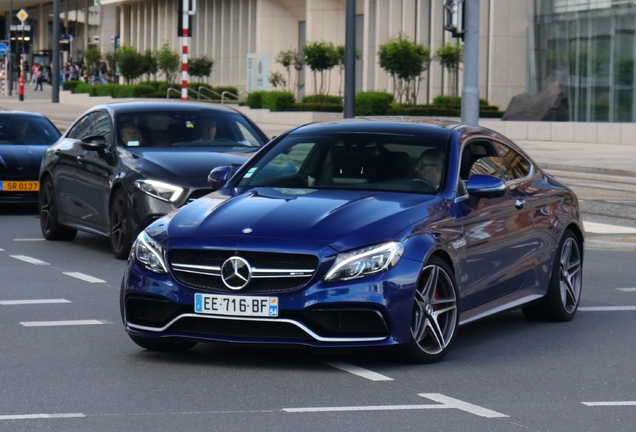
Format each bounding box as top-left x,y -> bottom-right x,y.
120,119 -> 584,363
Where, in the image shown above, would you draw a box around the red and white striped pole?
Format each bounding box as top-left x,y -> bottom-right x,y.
181,0 -> 189,101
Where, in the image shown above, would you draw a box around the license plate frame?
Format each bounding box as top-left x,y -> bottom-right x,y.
0,181 -> 40,192
194,293 -> 279,317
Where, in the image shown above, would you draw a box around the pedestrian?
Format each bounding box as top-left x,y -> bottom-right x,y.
35,66 -> 44,91
69,62 -> 79,80
31,63 -> 38,86
63,63 -> 70,81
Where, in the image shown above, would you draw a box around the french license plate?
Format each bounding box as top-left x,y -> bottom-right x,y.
194,293 -> 279,317
0,181 -> 39,192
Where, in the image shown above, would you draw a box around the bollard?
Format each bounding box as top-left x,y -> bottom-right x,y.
18,72 -> 25,101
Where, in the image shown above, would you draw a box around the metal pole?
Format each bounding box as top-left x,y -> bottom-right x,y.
343,0 -> 356,118
8,0 -> 13,96
461,0 -> 480,125
52,0 -> 60,103
181,0 -> 189,101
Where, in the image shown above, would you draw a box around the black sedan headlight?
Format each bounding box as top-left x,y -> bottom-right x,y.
324,242 -> 404,282
132,231 -> 169,274
135,179 -> 184,203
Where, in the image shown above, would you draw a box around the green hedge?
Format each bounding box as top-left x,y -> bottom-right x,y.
63,80 -> 82,92
302,95 -> 342,105
387,105 -> 504,118
246,91 -> 266,108
262,91 -> 295,111
74,83 -> 96,96
432,95 -> 490,107
288,103 -> 343,112
355,92 -> 394,116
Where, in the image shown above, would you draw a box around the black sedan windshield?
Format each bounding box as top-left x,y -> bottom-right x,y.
115,110 -> 264,148
0,115 -> 61,145
238,132 -> 449,194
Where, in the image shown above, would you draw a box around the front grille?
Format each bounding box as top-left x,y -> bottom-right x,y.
126,296 -> 191,327
169,250 -> 319,294
169,316 -> 313,341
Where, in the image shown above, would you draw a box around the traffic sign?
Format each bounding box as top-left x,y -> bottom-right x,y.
17,9 -> 28,22
0,43 -> 7,55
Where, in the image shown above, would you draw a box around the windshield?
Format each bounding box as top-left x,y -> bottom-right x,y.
0,115 -> 61,145
238,132 -> 449,194
116,110 -> 264,148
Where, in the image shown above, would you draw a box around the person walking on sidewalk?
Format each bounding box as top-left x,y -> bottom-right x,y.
34,66 -> 44,91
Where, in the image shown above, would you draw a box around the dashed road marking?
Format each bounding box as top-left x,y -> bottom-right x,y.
617,288 -> 636,292
579,306 -> 636,311
582,401 -> 636,407
64,272 -> 106,283
10,255 -> 49,265
283,393 -> 508,418
324,362 -> 394,381
0,299 -> 71,305
20,320 -> 109,327
13,238 -> 45,242
0,413 -> 85,421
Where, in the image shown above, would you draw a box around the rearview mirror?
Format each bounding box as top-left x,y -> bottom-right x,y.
208,166 -> 233,190
467,174 -> 507,198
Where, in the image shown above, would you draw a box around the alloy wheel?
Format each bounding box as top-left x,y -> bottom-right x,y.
559,237 -> 582,314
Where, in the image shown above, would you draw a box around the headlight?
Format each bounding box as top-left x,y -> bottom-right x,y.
324,241 -> 404,282
135,179 -> 184,203
133,231 -> 168,274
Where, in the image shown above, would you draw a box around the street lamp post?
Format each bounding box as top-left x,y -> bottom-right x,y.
8,0 -> 13,96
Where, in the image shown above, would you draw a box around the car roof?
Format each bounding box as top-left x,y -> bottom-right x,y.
0,111 -> 49,118
90,101 -> 240,115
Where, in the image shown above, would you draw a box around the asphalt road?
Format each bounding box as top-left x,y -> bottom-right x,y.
1,206 -> 635,431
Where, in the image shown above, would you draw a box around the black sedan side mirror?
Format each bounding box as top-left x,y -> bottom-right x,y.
467,174 -> 507,198
208,166 -> 233,190
80,135 -> 108,152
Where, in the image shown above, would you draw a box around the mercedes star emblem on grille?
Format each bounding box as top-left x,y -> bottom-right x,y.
221,256 -> 252,290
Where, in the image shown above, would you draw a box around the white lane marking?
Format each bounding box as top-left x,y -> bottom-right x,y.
0,299 -> 71,305
10,255 -> 50,265
0,248 -> 4,251
617,288 -> 636,292
419,393 -> 509,418
0,413 -> 85,421
283,404 -> 446,413
579,306 -> 636,311
324,362 -> 393,381
13,238 -> 45,242
582,401 -> 636,407
284,393 -> 508,418
64,272 -> 106,284
583,221 -> 636,234
20,320 -> 108,327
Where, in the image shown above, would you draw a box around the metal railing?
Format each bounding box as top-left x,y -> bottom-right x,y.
198,86 -> 239,104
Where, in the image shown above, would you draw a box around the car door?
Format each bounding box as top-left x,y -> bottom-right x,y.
72,111 -> 116,230
52,113 -> 95,220
455,139 -> 537,312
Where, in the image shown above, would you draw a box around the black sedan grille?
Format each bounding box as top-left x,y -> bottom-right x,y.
168,250 -> 319,294
170,317 -> 313,341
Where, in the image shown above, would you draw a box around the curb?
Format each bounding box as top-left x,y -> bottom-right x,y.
540,163 -> 636,179
585,239 -> 636,252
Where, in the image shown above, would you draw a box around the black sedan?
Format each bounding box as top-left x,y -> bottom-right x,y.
0,111 -> 61,204
39,102 -> 268,259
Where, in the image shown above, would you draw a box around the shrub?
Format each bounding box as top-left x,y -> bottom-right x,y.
355,91 -> 394,115
94,84 -> 115,97
74,83 -> 96,96
134,84 -> 156,97
262,91 -> 295,111
246,91 -> 266,109
432,96 -> 491,107
214,86 -> 239,97
113,85 -> 136,98
302,95 -> 342,105
63,80 -> 82,92
288,103 -> 343,112
387,104 -> 504,118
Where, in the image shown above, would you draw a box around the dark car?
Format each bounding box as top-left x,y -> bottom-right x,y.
38,102 -> 268,258
120,119 -> 584,363
0,112 -> 62,204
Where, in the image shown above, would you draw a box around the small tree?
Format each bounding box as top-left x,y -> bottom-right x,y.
303,41 -> 339,96
378,34 -> 431,104
117,45 -> 144,84
188,56 -> 214,82
84,47 -> 102,80
141,49 -> 158,82
103,50 -> 118,82
268,71 -> 287,89
276,48 -> 305,98
434,42 -> 464,97
157,43 -> 180,84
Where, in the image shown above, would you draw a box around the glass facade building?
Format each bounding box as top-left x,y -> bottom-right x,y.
531,0 -> 636,122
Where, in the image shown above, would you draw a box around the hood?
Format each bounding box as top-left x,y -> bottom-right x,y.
0,144 -> 48,179
163,187 -> 441,252
123,147 -> 258,186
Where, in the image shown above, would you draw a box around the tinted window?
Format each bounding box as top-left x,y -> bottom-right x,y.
88,112 -> 113,145
67,113 -> 95,140
238,132 -> 448,194
115,111 -> 265,148
0,114 -> 61,145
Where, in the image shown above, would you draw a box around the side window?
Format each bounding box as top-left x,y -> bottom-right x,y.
87,112 -> 112,145
493,141 -> 531,180
67,113 -> 95,140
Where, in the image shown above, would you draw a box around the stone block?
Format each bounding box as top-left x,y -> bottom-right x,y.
502,81 -> 569,121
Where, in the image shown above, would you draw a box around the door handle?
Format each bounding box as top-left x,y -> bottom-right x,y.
515,199 -> 526,210
76,155 -> 85,165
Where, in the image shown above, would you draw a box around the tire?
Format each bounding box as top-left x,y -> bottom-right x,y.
39,176 -> 77,241
398,256 -> 459,364
128,334 -> 197,352
522,229 -> 583,322
109,189 -> 134,260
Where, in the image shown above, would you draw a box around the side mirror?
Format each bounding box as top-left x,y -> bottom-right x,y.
467,174 -> 507,198
80,135 -> 108,152
208,166 -> 233,190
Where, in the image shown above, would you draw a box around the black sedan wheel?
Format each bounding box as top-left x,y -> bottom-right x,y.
109,189 -> 134,259
400,257 -> 459,364
39,176 -> 77,241
523,229 -> 583,321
